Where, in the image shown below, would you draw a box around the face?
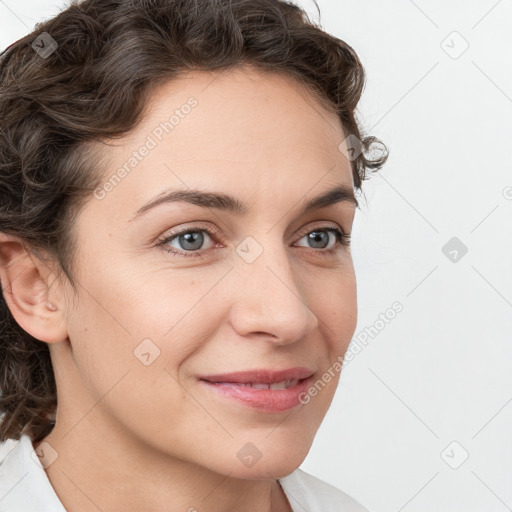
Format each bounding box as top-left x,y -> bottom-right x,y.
51,66 -> 358,479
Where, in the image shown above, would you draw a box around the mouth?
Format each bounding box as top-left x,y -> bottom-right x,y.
209,379 -> 303,390
198,367 -> 315,412
198,366 -> 314,385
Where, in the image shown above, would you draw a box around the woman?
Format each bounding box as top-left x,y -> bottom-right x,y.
0,0 -> 388,510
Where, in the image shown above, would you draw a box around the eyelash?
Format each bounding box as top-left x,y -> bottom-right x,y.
155,222 -> 351,258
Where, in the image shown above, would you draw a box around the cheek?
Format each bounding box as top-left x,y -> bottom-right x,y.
64,263 -> 227,404
306,262 -> 357,351
64,283 -> 201,449
302,283 -> 356,422
333,277 -> 357,351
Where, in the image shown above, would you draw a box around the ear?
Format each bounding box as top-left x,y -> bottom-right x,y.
0,232 -> 69,344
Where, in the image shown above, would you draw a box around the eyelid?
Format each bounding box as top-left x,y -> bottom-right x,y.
158,221 -> 221,241
295,220 -> 346,239
155,222 -> 223,253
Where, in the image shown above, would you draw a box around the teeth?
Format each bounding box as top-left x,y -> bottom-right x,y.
250,379 -> 299,390
214,379 -> 300,389
252,383 -> 271,389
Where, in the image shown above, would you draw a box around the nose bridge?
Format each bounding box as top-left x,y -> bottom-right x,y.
229,235 -> 319,342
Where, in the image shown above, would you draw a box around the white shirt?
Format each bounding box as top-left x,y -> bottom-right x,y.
0,434 -> 370,512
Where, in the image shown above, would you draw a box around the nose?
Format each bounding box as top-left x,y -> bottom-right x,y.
228,243 -> 319,345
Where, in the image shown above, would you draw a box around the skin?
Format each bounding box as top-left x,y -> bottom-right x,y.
0,65 -> 358,512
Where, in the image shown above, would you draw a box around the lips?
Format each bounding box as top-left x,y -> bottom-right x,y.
198,367 -> 315,412
198,367 -> 314,385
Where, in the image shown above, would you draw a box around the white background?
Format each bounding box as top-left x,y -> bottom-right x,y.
1,1 -> 511,511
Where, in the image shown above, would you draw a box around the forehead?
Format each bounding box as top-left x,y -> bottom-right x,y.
102,64 -> 345,159
86,65 -> 353,219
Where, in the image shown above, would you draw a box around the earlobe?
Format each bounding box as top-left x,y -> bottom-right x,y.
0,232 -> 69,344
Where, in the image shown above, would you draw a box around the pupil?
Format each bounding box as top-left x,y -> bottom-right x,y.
180,232 -> 203,250
308,231 -> 328,249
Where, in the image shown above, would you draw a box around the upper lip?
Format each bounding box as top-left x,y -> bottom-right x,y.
199,367 -> 314,384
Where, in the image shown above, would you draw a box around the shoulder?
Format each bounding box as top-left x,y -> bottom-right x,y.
278,468 -> 371,512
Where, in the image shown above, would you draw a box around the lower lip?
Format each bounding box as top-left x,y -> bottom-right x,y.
198,376 -> 313,413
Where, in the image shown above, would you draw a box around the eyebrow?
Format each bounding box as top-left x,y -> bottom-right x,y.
129,185 -> 358,223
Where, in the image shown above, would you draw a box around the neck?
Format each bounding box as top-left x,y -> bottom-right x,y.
34,416 -> 292,512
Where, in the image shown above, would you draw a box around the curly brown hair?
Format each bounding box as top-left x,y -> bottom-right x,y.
0,0 -> 388,444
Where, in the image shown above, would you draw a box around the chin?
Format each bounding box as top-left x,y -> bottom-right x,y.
221,439 -> 312,481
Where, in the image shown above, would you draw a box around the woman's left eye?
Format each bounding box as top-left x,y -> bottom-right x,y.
156,224 -> 351,258
294,227 -> 351,252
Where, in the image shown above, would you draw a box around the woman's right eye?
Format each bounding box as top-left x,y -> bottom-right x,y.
156,227 -> 219,258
